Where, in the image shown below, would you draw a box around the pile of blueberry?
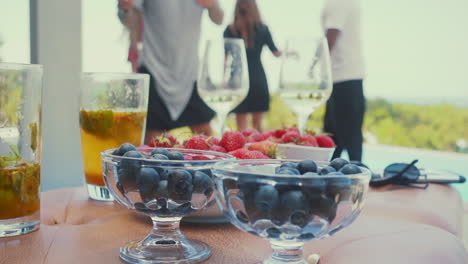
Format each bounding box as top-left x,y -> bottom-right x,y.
111,143 -> 215,217
226,158 -> 365,241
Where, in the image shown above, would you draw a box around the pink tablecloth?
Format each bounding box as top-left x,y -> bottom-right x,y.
1,185 -> 467,264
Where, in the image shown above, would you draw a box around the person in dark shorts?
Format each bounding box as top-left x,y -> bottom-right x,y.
224,0 -> 281,132
118,0 -> 224,143
322,0 -> 366,162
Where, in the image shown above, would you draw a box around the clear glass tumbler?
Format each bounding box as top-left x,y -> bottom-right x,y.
0,63 -> 43,237
79,73 -> 149,201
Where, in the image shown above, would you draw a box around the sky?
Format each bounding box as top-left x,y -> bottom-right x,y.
1,0 -> 468,104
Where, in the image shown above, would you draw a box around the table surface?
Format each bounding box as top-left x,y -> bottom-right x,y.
1,184 -> 467,264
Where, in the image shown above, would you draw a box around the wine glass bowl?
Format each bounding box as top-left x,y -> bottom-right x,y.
212,159 -> 371,264
101,147 -> 234,264
279,38 -> 332,134
198,38 -> 249,137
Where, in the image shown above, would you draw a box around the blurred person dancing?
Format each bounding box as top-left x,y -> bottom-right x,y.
118,0 -> 224,142
322,0 -> 366,162
224,0 -> 281,132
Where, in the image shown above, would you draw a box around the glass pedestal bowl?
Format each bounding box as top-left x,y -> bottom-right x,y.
101,147 -> 234,264
212,159 -> 371,264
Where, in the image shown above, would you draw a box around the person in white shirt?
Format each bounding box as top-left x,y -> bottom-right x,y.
119,0 -> 224,143
322,0 -> 366,162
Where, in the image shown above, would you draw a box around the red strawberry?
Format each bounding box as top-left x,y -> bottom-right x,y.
252,133 -> 266,142
241,150 -> 270,159
262,131 -> 274,139
273,128 -> 287,139
316,135 -> 336,148
207,137 -> 220,146
241,128 -> 256,137
184,135 -> 210,150
247,141 -> 277,158
210,145 -> 227,153
149,133 -> 178,148
281,131 -> 301,144
192,155 -> 211,160
299,135 -> 319,147
220,131 -> 246,152
287,127 -> 300,134
228,148 -> 248,159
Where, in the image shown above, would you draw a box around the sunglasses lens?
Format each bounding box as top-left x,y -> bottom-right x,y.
384,163 -> 420,181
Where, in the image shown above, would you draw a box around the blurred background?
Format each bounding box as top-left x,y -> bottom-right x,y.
1,0 -> 467,197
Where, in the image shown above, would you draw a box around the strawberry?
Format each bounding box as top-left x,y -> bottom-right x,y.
287,126 -> 300,134
192,155 -> 211,160
281,131 -> 301,144
248,141 -> 277,158
210,145 -> 227,153
184,135 -> 210,150
207,137 -> 220,146
316,135 -> 336,148
228,148 -> 248,159
273,128 -> 287,139
252,133 -> 266,142
220,131 -> 246,152
241,150 -> 270,159
149,133 -> 178,148
299,134 -> 319,147
241,128 -> 256,137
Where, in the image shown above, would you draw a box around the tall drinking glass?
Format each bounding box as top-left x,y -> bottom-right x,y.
198,38 -> 249,137
79,73 -> 149,201
279,38 -> 332,134
0,63 -> 42,237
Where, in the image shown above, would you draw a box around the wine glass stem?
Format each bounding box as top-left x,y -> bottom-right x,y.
297,113 -> 311,134
150,216 -> 184,241
216,112 -> 228,137
265,241 -> 306,264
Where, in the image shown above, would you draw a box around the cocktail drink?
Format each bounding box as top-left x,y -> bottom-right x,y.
79,73 -> 149,201
0,63 -> 42,237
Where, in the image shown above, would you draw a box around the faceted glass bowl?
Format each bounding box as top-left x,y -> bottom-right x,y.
101,147 -> 234,264
212,159 -> 371,264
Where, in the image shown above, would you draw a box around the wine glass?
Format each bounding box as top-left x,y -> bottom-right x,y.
101,147 -> 234,263
213,159 -> 371,264
198,38 -> 249,137
279,38 -> 332,134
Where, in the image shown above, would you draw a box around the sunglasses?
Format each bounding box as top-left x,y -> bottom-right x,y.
370,159 -> 428,189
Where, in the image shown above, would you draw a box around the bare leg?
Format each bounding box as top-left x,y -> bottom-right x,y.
145,129 -> 164,145
190,122 -> 213,136
252,112 -> 264,132
236,113 -> 248,131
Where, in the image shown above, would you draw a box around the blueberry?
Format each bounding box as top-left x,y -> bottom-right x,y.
151,154 -> 169,160
302,177 -> 326,195
118,168 -> 138,191
290,210 -> 308,227
167,151 -> 185,160
280,162 -> 298,169
116,181 -> 125,195
329,158 -> 349,170
297,159 -> 318,174
281,191 -> 306,211
193,171 -> 214,197
137,168 -> 160,202
151,148 -> 170,157
326,177 -> 352,201
175,202 -> 194,215
266,227 -> 281,238
298,233 -> 315,240
167,169 -> 193,202
120,150 -> 144,170
155,167 -> 169,180
318,166 -> 337,175
309,196 -> 337,222
112,143 -> 137,156
340,164 -> 362,175
276,167 -> 301,175
254,185 -> 279,214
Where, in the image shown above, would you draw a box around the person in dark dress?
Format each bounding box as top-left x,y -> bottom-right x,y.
224,0 -> 281,132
